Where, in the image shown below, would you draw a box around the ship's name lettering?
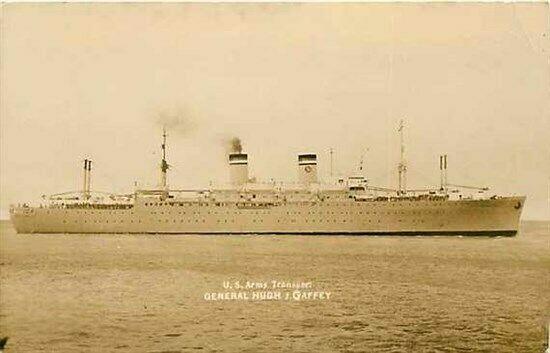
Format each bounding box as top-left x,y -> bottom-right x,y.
271,280 -> 312,289
245,281 -> 268,289
223,280 -> 313,290
204,291 -> 282,301
291,291 -> 331,301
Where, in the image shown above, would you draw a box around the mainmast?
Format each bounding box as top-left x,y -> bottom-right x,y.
358,147 -> 370,176
397,119 -> 407,195
160,127 -> 169,190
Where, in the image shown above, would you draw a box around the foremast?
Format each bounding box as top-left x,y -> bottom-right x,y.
159,127 -> 170,193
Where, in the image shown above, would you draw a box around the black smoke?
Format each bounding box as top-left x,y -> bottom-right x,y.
228,137 -> 243,153
155,108 -> 196,136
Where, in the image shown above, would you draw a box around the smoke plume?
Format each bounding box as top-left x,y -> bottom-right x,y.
228,137 -> 243,153
155,108 -> 196,136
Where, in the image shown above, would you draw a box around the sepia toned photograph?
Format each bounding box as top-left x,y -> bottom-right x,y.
0,2 -> 549,352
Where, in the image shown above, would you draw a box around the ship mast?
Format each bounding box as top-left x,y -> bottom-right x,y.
358,147 -> 369,176
160,127 -> 169,190
397,119 -> 407,195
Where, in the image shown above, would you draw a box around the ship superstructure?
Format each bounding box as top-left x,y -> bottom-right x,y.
9,122 -> 525,235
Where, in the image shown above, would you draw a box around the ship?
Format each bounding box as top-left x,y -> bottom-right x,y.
9,121 -> 525,235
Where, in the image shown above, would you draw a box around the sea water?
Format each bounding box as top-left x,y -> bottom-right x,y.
0,221 -> 548,352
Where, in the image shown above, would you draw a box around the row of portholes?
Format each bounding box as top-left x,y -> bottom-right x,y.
63,220 -> 142,224
143,209 -> 454,217
49,203 -> 472,216
49,208 -> 473,219
62,218 -> 430,225
140,201 -> 457,208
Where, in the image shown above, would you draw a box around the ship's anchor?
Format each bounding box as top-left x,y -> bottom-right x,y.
514,201 -> 522,210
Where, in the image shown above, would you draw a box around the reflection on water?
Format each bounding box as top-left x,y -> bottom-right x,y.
0,221 -> 549,352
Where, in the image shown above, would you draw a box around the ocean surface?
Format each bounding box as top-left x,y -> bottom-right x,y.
0,220 -> 549,353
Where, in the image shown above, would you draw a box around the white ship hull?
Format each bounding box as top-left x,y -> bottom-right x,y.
10,196 -> 525,236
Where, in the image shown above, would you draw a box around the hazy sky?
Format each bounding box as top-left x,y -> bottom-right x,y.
1,3 -> 549,220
